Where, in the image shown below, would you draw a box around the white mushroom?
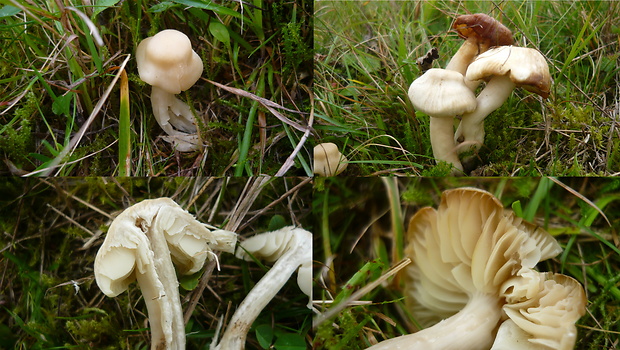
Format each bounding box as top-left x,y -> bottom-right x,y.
455,46 -> 551,159
94,198 -> 237,350
367,188 -> 585,350
136,29 -> 204,152
314,142 -> 348,176
408,69 -> 477,174
212,226 -> 312,350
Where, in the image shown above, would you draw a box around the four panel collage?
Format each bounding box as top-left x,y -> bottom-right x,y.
0,1 -> 619,349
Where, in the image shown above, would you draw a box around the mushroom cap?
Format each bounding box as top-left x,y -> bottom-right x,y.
235,226 -> 313,300
495,272 -> 586,350
94,198 -> 236,296
408,68 -> 477,118
466,46 -> 551,98
403,188 -> 563,327
453,13 -> 514,48
313,142 -> 348,176
136,29 -> 204,95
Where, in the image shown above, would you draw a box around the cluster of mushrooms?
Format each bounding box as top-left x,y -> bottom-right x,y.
94,198 -> 311,350
368,188 -> 586,350
408,14 -> 551,174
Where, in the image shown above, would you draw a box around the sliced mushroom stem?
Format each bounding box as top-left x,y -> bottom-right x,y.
367,293 -> 502,350
212,228 -> 311,350
136,217 -> 185,350
454,75 -> 515,154
430,117 -> 464,173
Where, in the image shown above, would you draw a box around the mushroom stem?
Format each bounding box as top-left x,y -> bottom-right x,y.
212,228 -> 311,350
151,86 -> 197,134
454,75 -> 515,155
430,117 -> 463,173
445,36 -> 478,75
135,216 -> 185,350
367,292 -> 502,350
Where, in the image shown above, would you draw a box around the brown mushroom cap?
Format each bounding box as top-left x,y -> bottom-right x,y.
466,46 -> 552,98
453,13 -> 514,49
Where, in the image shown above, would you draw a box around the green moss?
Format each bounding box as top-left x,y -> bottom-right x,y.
65,314 -> 120,349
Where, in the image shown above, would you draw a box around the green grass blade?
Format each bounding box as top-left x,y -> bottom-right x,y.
118,69 -> 131,176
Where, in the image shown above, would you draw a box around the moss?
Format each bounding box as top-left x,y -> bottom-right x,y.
65,314 -> 120,349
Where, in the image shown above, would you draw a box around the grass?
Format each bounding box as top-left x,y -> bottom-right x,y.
0,0 -> 313,176
313,177 -> 620,349
0,177 -> 313,349
314,1 -> 620,176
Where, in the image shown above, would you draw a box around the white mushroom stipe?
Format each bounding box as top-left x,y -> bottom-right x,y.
212,226 -> 312,350
94,198 -> 237,350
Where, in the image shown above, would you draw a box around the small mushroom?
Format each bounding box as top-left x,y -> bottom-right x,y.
136,29 -> 204,152
408,69 -> 477,174
314,142 -> 348,176
367,188 -> 585,350
212,226 -> 312,350
94,198 -> 237,350
446,13 -> 513,88
454,46 -> 551,159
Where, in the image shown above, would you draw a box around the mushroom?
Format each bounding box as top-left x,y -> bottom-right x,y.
314,142 -> 348,176
494,271 -> 586,349
212,226 -> 312,350
454,46 -> 551,159
408,69 -> 477,174
136,29 -> 204,152
94,198 -> 237,350
446,13 -> 513,88
366,188 -> 585,350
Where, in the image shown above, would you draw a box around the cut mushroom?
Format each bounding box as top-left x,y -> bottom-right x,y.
408,69 -> 477,174
136,29 -> 204,152
454,46 -> 551,160
367,188 -> 585,350
94,198 -> 237,350
314,142 -> 348,176
212,226 -> 312,350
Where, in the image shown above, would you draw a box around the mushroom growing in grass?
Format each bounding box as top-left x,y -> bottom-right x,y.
408,68 -> 477,174
454,46 -> 551,161
94,198 -> 237,350
212,226 -> 312,350
367,188 -> 585,350
446,13 -> 513,84
314,142 -> 348,176
136,29 -> 204,152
